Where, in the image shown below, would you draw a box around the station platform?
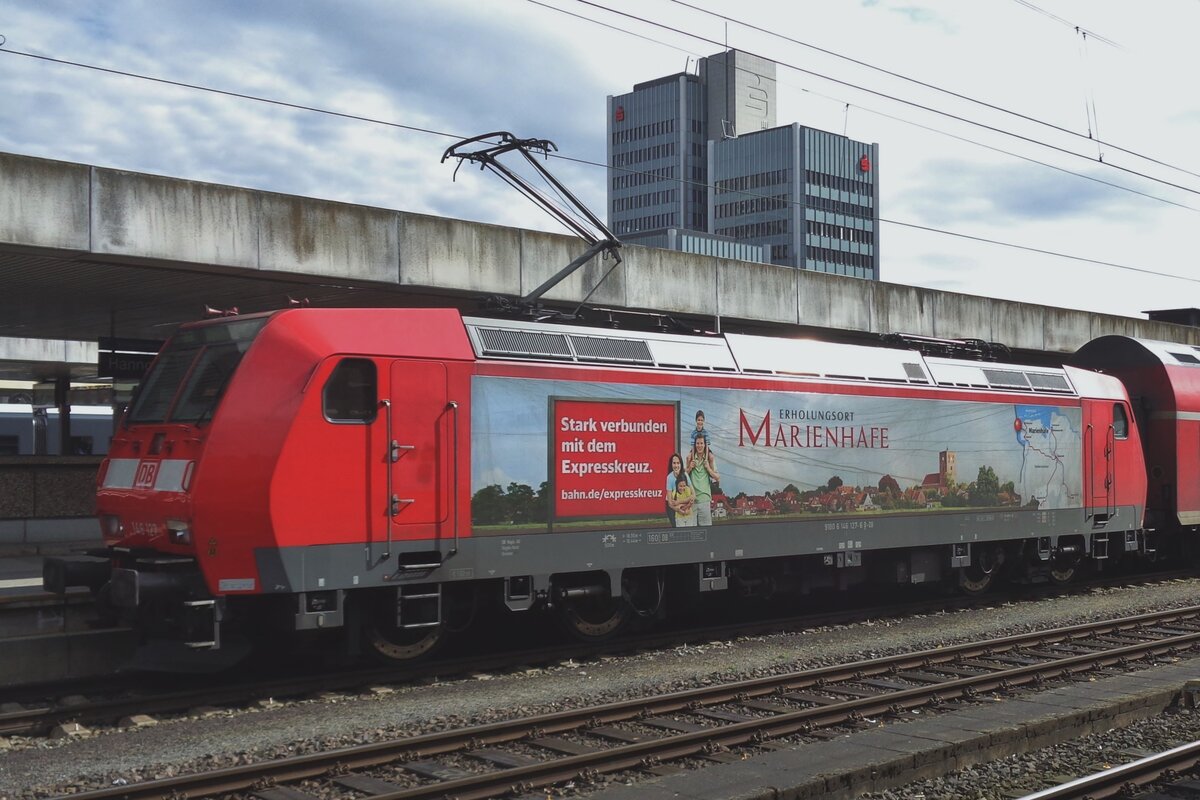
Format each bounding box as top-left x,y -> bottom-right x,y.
0,555 -> 59,596
0,532 -> 101,598
0,517 -> 100,557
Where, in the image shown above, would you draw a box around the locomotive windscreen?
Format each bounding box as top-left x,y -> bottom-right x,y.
126,317 -> 268,425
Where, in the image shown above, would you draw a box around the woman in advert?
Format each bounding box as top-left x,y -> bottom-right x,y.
686,435 -> 720,527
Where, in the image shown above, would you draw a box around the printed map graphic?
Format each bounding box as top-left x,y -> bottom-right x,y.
1014,404 -> 1077,508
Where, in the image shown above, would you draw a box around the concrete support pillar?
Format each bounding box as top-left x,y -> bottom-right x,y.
54,377 -> 71,456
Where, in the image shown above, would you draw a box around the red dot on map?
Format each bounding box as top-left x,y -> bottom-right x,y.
1013,419 -> 1023,432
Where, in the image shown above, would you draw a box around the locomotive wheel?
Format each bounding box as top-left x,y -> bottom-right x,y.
1048,562 -> 1079,585
365,619 -> 443,662
957,565 -> 994,595
363,594 -> 445,662
958,546 -> 1003,595
558,595 -> 632,641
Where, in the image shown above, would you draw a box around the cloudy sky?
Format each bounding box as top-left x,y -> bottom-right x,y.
2,0 -> 1198,319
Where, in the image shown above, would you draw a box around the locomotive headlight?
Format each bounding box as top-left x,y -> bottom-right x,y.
166,519 -> 192,545
100,514 -> 124,537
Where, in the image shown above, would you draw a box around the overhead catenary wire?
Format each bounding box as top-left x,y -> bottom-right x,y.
561,0 -> 1200,192
530,0 -> 1200,284
1077,28 -> 1104,160
818,96 -> 1199,215
0,39 -> 1197,289
0,45 -> 456,141
576,153 -> 1200,286
668,0 -> 1140,158
527,0 -> 1200,215
1009,0 -> 1123,49
0,43 -> 610,245
664,0 -> 1180,178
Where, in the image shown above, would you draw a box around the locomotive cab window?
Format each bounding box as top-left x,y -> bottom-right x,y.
323,359 -> 377,422
127,316 -> 267,425
1113,403 -> 1128,439
171,344 -> 250,423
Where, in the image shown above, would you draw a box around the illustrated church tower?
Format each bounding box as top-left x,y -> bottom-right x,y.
939,450 -> 957,486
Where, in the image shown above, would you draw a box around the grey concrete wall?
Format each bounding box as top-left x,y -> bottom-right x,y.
3,151 -> 1199,355
0,457 -> 99,519
0,458 -> 101,550
718,255 -> 796,325
0,337 -> 96,365
0,153 -> 90,251
92,168 -> 262,268
260,193 -> 399,282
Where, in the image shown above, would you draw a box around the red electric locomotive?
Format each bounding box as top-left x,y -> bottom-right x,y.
46,308 -> 1179,663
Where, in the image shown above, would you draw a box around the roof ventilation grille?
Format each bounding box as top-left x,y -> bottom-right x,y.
569,335 -> 654,365
477,327 -> 573,360
1027,373 -> 1072,392
902,362 -> 929,383
983,369 -> 1030,389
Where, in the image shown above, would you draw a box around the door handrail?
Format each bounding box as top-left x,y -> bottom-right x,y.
1084,423 -> 1093,521
1107,423 -> 1117,518
381,398 -> 394,560
447,400 -> 460,558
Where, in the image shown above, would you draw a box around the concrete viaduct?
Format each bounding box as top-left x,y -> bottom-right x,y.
3,149 -> 1199,552
1,149 -> 1197,380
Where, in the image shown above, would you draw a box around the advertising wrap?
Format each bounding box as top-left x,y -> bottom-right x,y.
469,375 -> 1083,535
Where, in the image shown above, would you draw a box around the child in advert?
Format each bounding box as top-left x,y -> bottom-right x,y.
670,473 -> 696,527
690,409 -> 710,449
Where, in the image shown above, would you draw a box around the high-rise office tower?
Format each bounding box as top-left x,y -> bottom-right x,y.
606,50 -> 879,280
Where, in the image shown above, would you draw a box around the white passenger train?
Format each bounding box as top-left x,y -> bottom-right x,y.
0,404 -> 113,455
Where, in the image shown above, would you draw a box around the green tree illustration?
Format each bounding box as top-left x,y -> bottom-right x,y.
471,484 -> 507,525
505,482 -> 537,523
972,466 -> 1000,506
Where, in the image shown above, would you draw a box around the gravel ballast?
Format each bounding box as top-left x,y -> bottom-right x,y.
3,578 -> 1200,799
860,705 -> 1200,800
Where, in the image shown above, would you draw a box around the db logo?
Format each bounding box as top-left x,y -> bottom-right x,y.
134,461 -> 159,489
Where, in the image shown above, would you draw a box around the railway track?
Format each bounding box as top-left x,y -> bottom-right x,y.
1018,739 -> 1200,799
0,584 -> 969,737
3,569 -> 1194,738
3,570 -> 1186,738
49,604 -> 1200,800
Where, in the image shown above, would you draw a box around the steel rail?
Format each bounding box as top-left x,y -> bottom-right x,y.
1017,739 -> 1200,799
0,591 -> 972,734
0,578 -> 1108,735
5,587 -> 1193,737
366,630 -> 1200,800
53,606 -> 1200,800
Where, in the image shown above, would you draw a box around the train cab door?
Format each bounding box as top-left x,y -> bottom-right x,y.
1083,400 -> 1117,523
384,360 -> 452,545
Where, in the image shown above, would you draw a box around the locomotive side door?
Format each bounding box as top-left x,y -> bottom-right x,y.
1082,400 -> 1116,521
385,360 -> 451,539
